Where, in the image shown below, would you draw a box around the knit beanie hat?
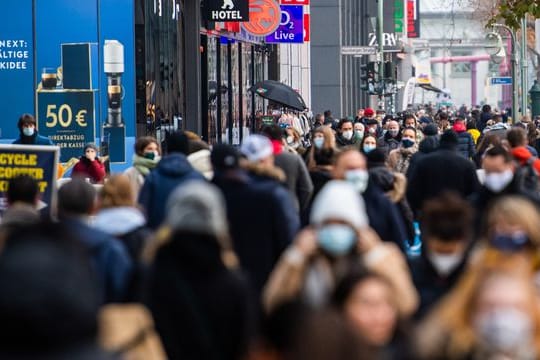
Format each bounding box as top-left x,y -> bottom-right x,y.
165,181 -> 228,239
310,180 -> 368,229
84,143 -> 99,153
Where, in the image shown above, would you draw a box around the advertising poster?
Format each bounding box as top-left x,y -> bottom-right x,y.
37,90 -> 96,162
0,144 -> 58,216
265,5 -> 304,44
0,0 -> 34,139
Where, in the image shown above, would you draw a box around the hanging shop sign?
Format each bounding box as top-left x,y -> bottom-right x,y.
303,13 -> 310,42
407,0 -> 420,38
265,5 -> 303,43
206,0 -> 249,22
242,0 -> 281,36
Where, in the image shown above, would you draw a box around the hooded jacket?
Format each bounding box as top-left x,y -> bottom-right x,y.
212,165 -> 300,295
138,153 -> 205,229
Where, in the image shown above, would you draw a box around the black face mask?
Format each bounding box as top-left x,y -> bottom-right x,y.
490,231 -> 529,252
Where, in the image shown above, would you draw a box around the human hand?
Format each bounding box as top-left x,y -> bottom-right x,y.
293,228 -> 318,257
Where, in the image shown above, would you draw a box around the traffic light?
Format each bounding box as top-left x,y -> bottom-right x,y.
360,61 -> 377,94
384,61 -> 397,81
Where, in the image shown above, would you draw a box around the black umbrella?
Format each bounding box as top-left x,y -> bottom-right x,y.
249,80 -> 307,111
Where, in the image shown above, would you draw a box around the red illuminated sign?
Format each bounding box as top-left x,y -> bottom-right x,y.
303,13 -> 309,42
242,0 -> 281,36
281,0 -> 310,4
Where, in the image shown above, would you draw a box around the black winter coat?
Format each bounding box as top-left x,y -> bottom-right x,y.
212,169 -> 300,295
408,246 -> 471,320
456,131 -> 476,159
147,233 -> 254,360
407,147 -> 480,216
363,181 -> 409,252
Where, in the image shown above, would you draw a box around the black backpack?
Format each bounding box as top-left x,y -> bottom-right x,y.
516,157 -> 540,193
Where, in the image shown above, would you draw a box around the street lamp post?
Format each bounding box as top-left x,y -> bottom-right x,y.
377,0 -> 385,110
490,24 -> 518,121
521,16 -> 528,118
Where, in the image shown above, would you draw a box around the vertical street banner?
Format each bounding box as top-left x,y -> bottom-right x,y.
407,0 -> 420,38
265,5 -> 304,43
414,48 -> 431,84
0,144 -> 59,216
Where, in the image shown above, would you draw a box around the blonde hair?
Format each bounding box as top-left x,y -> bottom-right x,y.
486,196 -> 540,248
420,251 -> 540,358
99,174 -> 136,208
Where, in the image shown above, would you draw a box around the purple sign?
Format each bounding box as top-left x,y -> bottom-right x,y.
265,5 -> 304,44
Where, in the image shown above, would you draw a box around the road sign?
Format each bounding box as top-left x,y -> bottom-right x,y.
491,76 -> 512,85
341,46 -> 377,56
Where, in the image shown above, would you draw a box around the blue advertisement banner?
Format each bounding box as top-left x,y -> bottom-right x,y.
265,5 -> 304,44
37,90 -> 96,162
0,144 -> 58,216
0,0 -> 34,139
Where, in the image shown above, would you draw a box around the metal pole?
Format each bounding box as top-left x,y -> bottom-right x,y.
377,0 -> 385,110
493,24 -> 518,122
471,61 -> 477,106
521,16 -> 529,119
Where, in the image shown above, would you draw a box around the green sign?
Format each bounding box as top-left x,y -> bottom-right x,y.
394,0 -> 404,33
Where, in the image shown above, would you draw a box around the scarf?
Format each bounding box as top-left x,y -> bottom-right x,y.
396,145 -> 418,174
133,154 -> 159,177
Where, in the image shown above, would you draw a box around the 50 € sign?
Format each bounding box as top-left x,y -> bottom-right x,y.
45,104 -> 88,128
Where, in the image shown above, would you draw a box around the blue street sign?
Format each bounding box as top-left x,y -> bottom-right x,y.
265,5 -> 304,44
491,77 -> 512,85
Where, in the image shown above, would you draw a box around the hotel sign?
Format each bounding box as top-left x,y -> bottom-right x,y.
206,0 -> 249,22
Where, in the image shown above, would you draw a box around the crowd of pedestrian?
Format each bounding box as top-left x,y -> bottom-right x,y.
2,106 -> 540,359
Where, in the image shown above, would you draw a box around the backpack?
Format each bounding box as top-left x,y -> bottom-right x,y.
516,157 -> 540,193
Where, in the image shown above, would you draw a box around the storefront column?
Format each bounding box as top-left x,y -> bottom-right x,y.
184,0 -> 201,133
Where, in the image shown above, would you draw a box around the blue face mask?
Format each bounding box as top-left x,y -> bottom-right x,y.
491,231 -> 529,252
313,138 -> 325,149
318,224 -> 357,257
402,138 -> 415,148
363,144 -> 376,153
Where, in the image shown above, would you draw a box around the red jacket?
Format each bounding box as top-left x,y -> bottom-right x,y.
71,157 -> 106,183
511,147 -> 540,174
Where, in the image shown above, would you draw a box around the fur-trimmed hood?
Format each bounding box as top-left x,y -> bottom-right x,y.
387,172 -> 407,203
241,161 -> 286,183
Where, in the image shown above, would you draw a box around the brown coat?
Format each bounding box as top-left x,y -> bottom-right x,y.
263,227 -> 419,316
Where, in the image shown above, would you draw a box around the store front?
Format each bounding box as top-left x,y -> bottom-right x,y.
201,31 -> 269,145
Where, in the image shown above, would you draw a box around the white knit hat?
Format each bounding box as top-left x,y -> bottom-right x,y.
310,180 -> 368,229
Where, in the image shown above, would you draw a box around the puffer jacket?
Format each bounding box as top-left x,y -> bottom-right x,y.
456,131 -> 475,159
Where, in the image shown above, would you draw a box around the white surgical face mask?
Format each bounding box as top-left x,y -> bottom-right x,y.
342,130 -> 353,140
286,136 -> 294,144
474,308 -> 533,354
345,169 -> 369,193
355,130 -> 364,139
23,127 -> 35,136
484,169 -> 513,193
428,252 -> 463,275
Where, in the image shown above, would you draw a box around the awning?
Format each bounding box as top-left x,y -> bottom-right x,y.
418,83 -> 442,93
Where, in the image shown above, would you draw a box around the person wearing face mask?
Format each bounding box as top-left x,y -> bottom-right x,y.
335,118 -> 360,149
124,136 -> 162,198
387,127 -> 419,174
469,145 -> 540,236
263,180 -> 418,316
365,118 -> 382,138
332,149 -> 409,252
360,134 -> 378,155
13,113 -> 54,146
353,122 -> 365,143
377,120 -> 402,155
415,258 -> 540,360
71,142 -> 107,184
408,192 -> 475,320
